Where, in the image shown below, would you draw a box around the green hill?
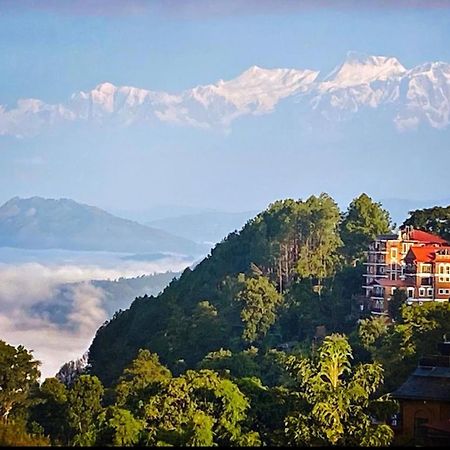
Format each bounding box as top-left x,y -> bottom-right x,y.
88,194 -> 388,386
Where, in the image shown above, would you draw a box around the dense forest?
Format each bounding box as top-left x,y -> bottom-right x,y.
2,194 -> 450,446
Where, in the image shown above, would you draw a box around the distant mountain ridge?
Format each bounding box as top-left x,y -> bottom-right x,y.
0,197 -> 204,255
1,51 -> 449,136
146,210 -> 257,244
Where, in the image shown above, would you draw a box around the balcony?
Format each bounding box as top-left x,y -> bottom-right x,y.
371,307 -> 387,315
365,257 -> 386,264
406,298 -> 434,305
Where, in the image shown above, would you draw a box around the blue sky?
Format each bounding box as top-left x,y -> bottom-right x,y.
1,3 -> 449,103
1,1 -> 450,216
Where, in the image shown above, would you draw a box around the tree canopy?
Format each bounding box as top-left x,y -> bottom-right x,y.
402,205 -> 450,241
340,193 -> 391,262
284,334 -> 396,446
0,340 -> 40,424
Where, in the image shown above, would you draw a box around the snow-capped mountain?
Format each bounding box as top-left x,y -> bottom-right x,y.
307,52 -> 407,120
1,51 -> 449,137
395,61 -> 450,130
65,65 -> 318,129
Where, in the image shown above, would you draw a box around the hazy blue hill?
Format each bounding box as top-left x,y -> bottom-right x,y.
0,197 -> 205,255
146,210 -> 257,244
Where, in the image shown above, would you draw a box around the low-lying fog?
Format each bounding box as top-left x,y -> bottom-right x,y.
0,248 -> 197,380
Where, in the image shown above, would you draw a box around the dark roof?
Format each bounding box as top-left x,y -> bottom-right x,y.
376,233 -> 399,241
375,278 -> 407,288
393,366 -> 450,402
423,419 -> 450,434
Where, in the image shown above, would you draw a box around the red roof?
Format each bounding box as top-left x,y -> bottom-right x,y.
408,229 -> 448,244
407,245 -> 438,262
406,244 -> 450,263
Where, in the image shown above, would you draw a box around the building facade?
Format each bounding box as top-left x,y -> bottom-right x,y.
363,227 -> 449,315
392,342 -> 450,446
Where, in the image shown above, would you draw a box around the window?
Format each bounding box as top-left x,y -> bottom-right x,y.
439,289 -> 444,295
419,288 -> 425,297
391,287 -> 397,295
427,288 -> 433,297
391,248 -> 397,259
391,273 -> 396,281
440,265 -> 445,274
408,288 -> 414,298
380,267 -> 384,274
446,265 -> 450,275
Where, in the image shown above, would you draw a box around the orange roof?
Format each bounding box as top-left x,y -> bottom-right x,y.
408,229 -> 448,244
407,245 -> 450,262
407,245 -> 439,262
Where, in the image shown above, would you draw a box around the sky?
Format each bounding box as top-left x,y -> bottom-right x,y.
1,1 -> 450,215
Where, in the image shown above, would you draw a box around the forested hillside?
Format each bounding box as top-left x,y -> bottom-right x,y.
88,193 -> 391,385
4,195 -> 450,446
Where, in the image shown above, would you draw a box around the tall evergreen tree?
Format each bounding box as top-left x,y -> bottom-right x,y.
67,375 -> 104,446
340,193 -> 391,262
236,275 -> 283,343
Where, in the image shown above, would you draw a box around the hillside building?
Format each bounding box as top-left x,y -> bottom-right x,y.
392,342 -> 450,446
363,226 -> 449,315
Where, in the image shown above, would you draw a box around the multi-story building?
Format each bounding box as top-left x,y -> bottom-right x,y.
363,226 -> 449,315
404,245 -> 450,303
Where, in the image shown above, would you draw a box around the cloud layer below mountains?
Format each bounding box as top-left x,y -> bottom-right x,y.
0,254 -> 192,379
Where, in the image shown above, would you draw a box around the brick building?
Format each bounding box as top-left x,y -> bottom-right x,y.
363,226 -> 449,315
392,342 -> 450,446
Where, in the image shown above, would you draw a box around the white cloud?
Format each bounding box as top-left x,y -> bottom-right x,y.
0,255 -> 192,380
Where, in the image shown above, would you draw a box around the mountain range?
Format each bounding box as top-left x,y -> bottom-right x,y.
0,197 -> 204,255
1,51 -> 449,137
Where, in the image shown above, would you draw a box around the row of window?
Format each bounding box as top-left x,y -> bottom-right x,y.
407,288 -> 450,297
414,287 -> 434,297
439,264 -> 450,274
368,268 -> 450,281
